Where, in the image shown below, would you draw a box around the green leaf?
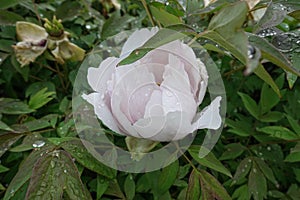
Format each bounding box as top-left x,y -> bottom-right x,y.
25,82 -> 56,98
248,162 -> 267,200
232,157 -> 252,184
189,146 -> 232,177
254,64 -> 281,97
219,143 -> 245,160
259,82 -> 281,114
55,1 -> 83,22
28,88 -> 56,110
156,160 -> 179,195
0,133 -> 23,157
0,164 -> 9,173
254,1 -> 286,33
3,145 -> 55,200
198,169 -> 232,200
25,150 -> 92,200
104,179 -> 125,199
285,152 -> 300,163
150,5 -> 182,26
253,157 -> 277,185
289,10 -> 300,20
226,118 -> 252,137
208,2 -> 247,31
0,121 -> 14,131
285,115 -> 300,135
0,0 -> 21,9
257,126 -> 299,140
60,138 -> 116,179
124,175 -> 135,200
200,30 -> 246,65
238,92 -> 260,119
0,10 -> 23,25
232,185 -> 250,200
249,34 -> 300,76
101,12 -> 134,39
0,39 -> 14,53
0,98 -> 35,115
285,142 -> 300,162
186,170 -> 201,200
119,28 -> 187,65
208,1 -> 248,64
258,111 -> 283,123
96,176 -> 109,200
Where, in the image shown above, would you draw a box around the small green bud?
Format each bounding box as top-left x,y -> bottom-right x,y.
43,16 -> 64,38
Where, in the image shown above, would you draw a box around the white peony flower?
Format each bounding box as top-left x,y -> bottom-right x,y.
83,27 -> 222,142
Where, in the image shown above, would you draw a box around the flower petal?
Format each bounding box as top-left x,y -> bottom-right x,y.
160,55 -> 197,120
82,93 -> 122,134
134,111 -> 193,141
120,27 -> 159,57
192,96 -> 222,131
87,57 -> 119,92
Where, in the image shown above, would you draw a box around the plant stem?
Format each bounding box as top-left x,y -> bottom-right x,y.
141,0 -> 155,26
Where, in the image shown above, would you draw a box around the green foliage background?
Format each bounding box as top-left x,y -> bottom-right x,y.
0,0 -> 300,199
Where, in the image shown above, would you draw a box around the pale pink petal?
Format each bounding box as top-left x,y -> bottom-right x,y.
192,96 -> 222,131
160,57 -> 197,121
134,111 -> 192,142
120,27 -> 159,57
196,59 -> 208,105
82,93 -> 122,134
144,89 -> 164,118
141,40 -> 202,100
111,64 -> 159,137
87,57 -> 118,92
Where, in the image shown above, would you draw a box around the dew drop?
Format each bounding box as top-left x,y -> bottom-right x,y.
253,168 -> 257,173
32,140 -> 45,148
248,159 -> 252,163
267,146 -> 271,151
85,24 -> 91,30
64,169 -> 67,173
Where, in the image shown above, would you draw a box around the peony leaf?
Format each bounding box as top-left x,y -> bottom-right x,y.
189,146 -> 232,177
238,92 -> 260,119
248,162 -> 267,200
124,175 -> 135,200
249,34 -> 300,76
0,11 -> 23,25
28,88 -> 56,110
198,169 -> 232,200
3,145 -> 55,200
150,5 -> 182,26
186,170 -> 201,200
60,138 -> 116,179
257,126 -> 300,140
25,150 -> 92,200
254,64 -> 281,97
0,98 -> 34,114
